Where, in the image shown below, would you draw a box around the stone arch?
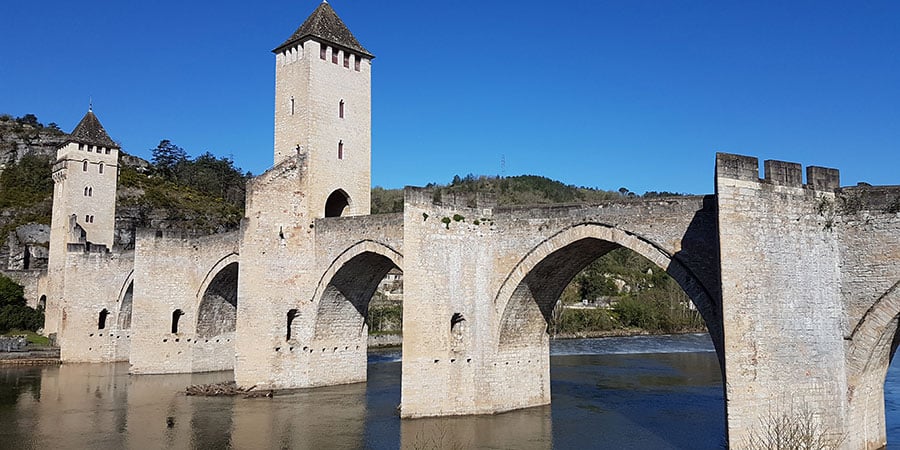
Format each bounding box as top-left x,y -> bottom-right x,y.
324,189 -> 351,217
312,240 -> 402,341
196,260 -> 239,339
37,295 -> 46,310
846,280 -> 900,377
495,222 -> 722,361
116,271 -> 135,330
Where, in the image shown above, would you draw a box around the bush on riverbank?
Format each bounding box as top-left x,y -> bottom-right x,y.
0,274 -> 43,334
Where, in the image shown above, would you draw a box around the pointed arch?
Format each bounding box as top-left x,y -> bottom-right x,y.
311,240 -> 403,340
325,189 -> 351,217
494,222 -> 722,361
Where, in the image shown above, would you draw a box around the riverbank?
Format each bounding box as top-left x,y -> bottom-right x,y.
0,347 -> 60,365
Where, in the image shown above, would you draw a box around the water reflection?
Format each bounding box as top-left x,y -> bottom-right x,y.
9,335 -> 897,449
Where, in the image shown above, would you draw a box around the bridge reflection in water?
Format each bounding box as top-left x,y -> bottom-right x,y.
10,333 -> 897,448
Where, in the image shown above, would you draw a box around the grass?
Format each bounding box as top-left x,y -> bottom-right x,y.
3,329 -> 51,346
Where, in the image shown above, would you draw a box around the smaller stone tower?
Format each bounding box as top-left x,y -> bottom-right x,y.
49,108 -> 120,261
272,1 -> 373,217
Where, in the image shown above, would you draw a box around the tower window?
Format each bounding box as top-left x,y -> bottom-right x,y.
332,49 -> 338,64
89,187 -> 93,196
338,141 -> 343,160
320,45 -> 326,59
354,57 -> 360,72
85,214 -> 90,223
105,148 -> 110,155
79,144 -> 85,151
83,160 -> 88,171
290,96 -> 295,115
343,53 -> 350,68
99,163 -> 104,174
84,187 -> 89,196
339,100 -> 344,118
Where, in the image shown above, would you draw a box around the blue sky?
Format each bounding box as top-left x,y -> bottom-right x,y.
1,1 -> 897,194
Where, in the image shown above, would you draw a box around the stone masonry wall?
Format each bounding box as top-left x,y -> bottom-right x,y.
716,153 -> 846,447
400,186 -> 721,418
57,247 -> 134,362
129,229 -> 240,374
837,185 -> 900,450
235,152 -> 402,389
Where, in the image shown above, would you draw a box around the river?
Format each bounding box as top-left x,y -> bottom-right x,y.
0,334 -> 896,449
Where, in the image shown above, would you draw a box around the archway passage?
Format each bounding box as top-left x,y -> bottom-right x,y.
498,234 -> 720,361
308,245 -> 402,387
492,231 -> 722,417
197,262 -> 238,339
315,252 -> 399,341
324,189 -> 351,217
117,282 -> 133,330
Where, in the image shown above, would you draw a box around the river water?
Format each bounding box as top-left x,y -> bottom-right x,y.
0,334 -> 897,449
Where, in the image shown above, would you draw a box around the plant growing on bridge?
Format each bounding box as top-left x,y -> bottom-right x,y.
745,406 -> 843,450
441,217 -> 451,229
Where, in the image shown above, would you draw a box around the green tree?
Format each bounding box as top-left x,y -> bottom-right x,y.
0,274 -> 42,333
0,154 -> 53,207
151,140 -> 188,180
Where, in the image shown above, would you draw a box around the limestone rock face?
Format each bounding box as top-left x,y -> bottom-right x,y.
0,118 -> 67,172
5,223 -> 49,270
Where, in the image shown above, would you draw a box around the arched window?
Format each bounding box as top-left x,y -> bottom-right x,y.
38,295 -> 46,310
84,187 -> 89,196
338,141 -> 344,160
98,309 -> 109,330
339,100 -> 344,118
171,309 -> 184,334
83,160 -> 88,171
99,163 -> 104,174
286,309 -> 298,341
89,187 -> 93,197
324,189 -> 350,217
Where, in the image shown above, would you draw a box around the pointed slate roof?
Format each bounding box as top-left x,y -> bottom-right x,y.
66,110 -> 118,149
274,2 -> 373,58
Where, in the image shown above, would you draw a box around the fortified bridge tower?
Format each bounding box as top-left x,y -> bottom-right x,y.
272,0 -> 373,218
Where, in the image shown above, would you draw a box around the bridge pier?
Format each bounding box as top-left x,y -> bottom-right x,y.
716,154 -> 853,447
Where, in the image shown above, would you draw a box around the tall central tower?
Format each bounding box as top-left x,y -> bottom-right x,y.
273,1 -> 373,217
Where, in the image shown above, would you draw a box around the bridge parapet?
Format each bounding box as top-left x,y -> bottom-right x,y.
716,152 -> 840,191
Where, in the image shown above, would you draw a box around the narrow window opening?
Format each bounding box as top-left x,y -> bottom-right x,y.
286,309 -> 298,341
98,309 -> 109,330
332,49 -> 338,64
84,187 -> 89,196
343,53 -> 350,68
339,100 -> 344,118
290,96 -> 295,115
354,57 -> 360,71
320,45 -> 326,60
99,163 -> 104,174
338,141 -> 344,160
171,309 -> 183,333
79,144 -> 85,151
85,214 -> 90,223
83,160 -> 88,171
105,148 -> 110,155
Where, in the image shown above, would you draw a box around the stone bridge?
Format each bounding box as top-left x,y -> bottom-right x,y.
42,152 -> 899,449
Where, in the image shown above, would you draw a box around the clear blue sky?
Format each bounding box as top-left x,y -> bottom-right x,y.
2,1 -> 897,194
